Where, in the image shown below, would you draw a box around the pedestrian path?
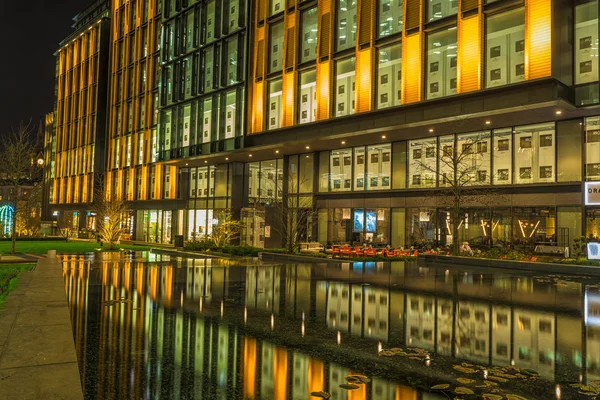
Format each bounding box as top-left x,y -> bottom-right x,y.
0,256 -> 83,399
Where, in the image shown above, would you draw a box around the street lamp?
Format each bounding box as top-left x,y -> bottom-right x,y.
37,158 -> 44,166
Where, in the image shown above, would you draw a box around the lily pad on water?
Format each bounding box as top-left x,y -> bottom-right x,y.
454,387 -> 475,395
482,394 -> 503,400
457,378 -> 476,385
520,369 -> 539,377
310,391 -> 331,399
487,376 -> 509,383
345,375 -> 371,384
453,365 -> 477,374
430,384 -> 451,390
506,395 -> 529,400
339,384 -> 360,390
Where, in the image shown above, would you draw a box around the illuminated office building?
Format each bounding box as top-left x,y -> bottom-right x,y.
46,0 -> 111,232
46,0 -> 600,247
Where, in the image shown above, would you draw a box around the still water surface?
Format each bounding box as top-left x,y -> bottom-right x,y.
62,253 -> 600,399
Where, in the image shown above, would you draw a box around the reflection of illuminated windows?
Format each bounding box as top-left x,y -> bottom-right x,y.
496,343 -> 508,356
518,347 -> 531,361
518,316 -> 531,331
539,320 -> 552,333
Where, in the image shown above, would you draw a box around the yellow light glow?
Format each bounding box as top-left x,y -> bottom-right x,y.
458,13 -> 481,93
316,61 -> 331,120
526,0 -> 552,80
402,33 -> 422,104
356,48 -> 373,113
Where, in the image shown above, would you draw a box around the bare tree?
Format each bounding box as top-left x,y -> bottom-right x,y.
93,187 -> 129,250
211,210 -> 243,248
271,166 -> 317,254
411,128 -> 504,254
0,122 -> 36,254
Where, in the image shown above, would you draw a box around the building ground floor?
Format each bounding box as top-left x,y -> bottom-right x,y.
47,186 -> 600,255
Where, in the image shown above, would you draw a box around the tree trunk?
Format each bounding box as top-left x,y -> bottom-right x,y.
11,184 -> 18,255
453,201 -> 460,256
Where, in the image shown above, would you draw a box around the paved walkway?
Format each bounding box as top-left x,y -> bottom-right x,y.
0,256 -> 83,399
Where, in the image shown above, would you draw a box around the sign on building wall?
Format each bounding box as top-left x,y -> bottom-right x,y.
585,182 -> 600,205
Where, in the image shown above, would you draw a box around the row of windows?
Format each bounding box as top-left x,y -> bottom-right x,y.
315,120 -> 600,193
161,0 -> 245,61
55,146 -> 96,178
115,0 -> 161,38
113,95 -> 158,138
265,6 -> 527,128
114,57 -> 159,105
160,35 -> 244,105
111,130 -> 158,169
159,87 -> 244,153
114,23 -> 161,73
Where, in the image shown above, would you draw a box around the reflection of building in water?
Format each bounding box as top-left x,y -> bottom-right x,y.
65,257 -> 600,396
406,294 -> 435,350
325,282 -> 390,340
437,298 -> 453,355
492,306 -> 512,365
455,301 -> 490,364
246,265 -> 281,313
327,282 -> 350,330
513,309 -> 555,379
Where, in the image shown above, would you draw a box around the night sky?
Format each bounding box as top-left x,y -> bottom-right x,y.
0,0 -> 85,136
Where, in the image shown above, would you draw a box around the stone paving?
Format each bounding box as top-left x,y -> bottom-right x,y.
0,256 -> 83,399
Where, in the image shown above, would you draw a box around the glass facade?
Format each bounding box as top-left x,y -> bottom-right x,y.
298,69 -> 317,124
269,22 -> 284,73
159,0 -> 248,157
427,0 -> 458,22
336,0 -> 357,52
377,44 -> 402,109
426,28 -> 457,99
486,8 -> 525,88
268,79 -> 283,130
334,58 -> 356,117
586,117 -> 600,180
378,0 -> 403,38
300,8 -> 318,64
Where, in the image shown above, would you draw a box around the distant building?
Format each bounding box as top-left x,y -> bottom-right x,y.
45,0 -> 110,233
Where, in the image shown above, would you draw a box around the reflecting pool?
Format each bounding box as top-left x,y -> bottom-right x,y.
62,253 -> 600,399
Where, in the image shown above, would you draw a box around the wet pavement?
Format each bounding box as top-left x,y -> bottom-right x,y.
62,252 -> 600,399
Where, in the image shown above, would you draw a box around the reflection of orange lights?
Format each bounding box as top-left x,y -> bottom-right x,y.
273,347 -> 288,400
243,337 -> 257,399
395,384 -> 417,400
308,358 -> 325,394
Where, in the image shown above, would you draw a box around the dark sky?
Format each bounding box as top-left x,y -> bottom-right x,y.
0,0 -> 85,136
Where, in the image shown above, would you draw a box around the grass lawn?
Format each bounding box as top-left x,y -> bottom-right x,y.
0,263 -> 36,309
0,241 -> 155,256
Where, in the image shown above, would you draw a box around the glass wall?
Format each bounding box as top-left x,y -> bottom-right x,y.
268,79 -> 283,130
427,0 -> 458,22
377,44 -> 402,109
298,69 -> 317,124
426,28 -> 457,99
366,144 -> 392,190
247,159 -> 284,204
378,0 -> 403,38
330,148 -> 352,191
493,128 -> 513,184
269,22 -> 284,73
334,57 -> 356,117
336,0 -> 357,52
270,0 -> 283,16
486,8 -> 525,88
575,1 -> 599,86
513,123 -> 555,184
300,7 -> 318,63
408,138 -> 437,188
586,116 -> 600,180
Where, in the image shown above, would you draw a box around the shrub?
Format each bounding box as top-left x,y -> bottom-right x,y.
184,237 -> 216,251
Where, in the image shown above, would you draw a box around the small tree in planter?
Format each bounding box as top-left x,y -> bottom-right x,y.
210,211 -> 243,248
